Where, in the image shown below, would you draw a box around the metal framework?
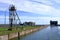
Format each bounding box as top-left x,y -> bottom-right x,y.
8,5 -> 21,30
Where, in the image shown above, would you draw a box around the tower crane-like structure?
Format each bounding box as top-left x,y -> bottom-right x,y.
8,5 -> 21,30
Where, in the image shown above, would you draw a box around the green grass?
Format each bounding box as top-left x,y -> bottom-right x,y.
0,26 -> 41,35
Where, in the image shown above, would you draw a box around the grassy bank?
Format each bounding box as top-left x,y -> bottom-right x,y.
0,26 -> 45,35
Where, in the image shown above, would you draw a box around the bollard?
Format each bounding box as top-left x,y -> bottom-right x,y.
18,32 -> 20,40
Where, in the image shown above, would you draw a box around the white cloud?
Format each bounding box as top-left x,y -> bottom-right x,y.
54,0 -> 60,3
31,0 -> 54,5
0,15 -> 60,24
0,0 -> 60,16
0,0 -> 60,24
19,16 -> 60,24
0,0 -> 13,4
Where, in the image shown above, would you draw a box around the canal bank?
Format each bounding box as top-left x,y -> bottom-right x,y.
10,26 -> 60,40
0,26 -> 47,40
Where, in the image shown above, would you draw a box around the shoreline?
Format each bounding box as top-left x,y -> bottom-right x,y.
0,26 -> 48,40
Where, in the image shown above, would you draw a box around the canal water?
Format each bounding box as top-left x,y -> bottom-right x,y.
11,26 -> 60,40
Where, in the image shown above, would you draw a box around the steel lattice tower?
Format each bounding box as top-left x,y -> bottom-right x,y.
8,5 -> 21,30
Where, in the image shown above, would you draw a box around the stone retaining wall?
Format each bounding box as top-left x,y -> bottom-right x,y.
0,26 -> 47,40
0,35 -> 8,40
8,32 -> 18,39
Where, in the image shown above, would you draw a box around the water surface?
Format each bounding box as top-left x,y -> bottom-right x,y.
11,26 -> 60,40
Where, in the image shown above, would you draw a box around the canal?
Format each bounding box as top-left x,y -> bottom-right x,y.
11,26 -> 60,40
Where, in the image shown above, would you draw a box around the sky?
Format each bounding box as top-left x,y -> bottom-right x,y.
0,0 -> 60,25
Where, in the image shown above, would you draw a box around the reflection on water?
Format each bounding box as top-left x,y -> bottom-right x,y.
11,26 -> 60,40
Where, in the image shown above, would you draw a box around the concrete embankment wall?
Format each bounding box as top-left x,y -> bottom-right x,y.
0,26 -> 47,40
0,35 -> 8,40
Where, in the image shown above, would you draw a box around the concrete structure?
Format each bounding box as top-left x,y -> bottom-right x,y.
0,26 -> 47,40
23,22 -> 35,26
50,20 -> 58,26
0,35 -> 8,40
8,5 -> 21,30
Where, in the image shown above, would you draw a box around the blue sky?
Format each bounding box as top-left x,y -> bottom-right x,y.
0,0 -> 60,24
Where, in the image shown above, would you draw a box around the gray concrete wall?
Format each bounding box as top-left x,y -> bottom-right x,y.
8,32 -> 18,39
0,26 -> 47,40
0,35 -> 8,40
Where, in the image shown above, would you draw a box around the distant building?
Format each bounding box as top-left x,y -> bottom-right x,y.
23,22 -> 35,26
50,20 -> 58,26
